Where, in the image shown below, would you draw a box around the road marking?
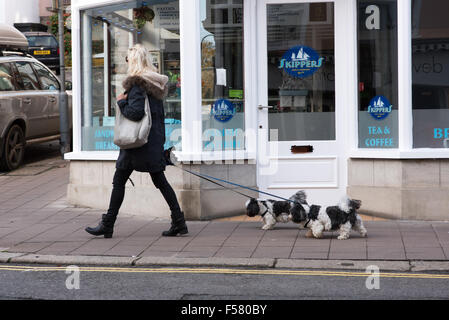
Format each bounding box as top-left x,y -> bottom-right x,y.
0,265 -> 448,280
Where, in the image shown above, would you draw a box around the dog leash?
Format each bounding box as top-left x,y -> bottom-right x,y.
175,165 -> 298,204
164,147 -> 298,203
177,166 -> 255,200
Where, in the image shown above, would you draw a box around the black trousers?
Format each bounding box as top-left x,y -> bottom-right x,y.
106,168 -> 181,218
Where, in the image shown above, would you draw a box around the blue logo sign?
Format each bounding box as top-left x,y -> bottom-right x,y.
279,46 -> 325,78
368,96 -> 393,120
212,99 -> 236,123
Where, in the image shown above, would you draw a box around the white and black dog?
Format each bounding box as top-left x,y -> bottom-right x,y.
245,191 -> 308,230
289,191 -> 368,240
245,198 -> 291,230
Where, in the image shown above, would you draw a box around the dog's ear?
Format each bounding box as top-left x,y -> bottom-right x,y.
246,198 -> 260,217
290,203 -> 307,223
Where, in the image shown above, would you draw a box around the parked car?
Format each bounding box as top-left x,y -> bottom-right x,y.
0,24 -> 72,171
23,31 -> 60,74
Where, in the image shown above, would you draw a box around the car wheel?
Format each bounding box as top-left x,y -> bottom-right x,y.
0,125 -> 25,171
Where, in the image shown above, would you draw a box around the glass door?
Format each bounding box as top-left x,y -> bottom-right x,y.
257,0 -> 345,206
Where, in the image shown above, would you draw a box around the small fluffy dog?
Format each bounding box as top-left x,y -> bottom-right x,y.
245,191 -> 308,230
245,198 -> 293,230
290,191 -> 368,240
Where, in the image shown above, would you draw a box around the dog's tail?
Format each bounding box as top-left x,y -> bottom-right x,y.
338,196 -> 362,213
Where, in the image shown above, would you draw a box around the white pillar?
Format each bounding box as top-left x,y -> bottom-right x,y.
0,0 -> 39,25
103,21 -> 110,117
180,0 -> 203,157
82,13 -> 93,127
398,0 -> 413,151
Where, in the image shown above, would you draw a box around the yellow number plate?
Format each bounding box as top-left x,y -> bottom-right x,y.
34,50 -> 50,55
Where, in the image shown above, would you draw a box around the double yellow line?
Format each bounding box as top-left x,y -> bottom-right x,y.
0,265 -> 449,280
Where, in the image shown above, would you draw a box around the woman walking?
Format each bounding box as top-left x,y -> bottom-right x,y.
85,44 -> 188,238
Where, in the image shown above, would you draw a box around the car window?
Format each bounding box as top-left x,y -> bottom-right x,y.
14,61 -> 40,90
32,63 -> 60,91
26,36 -> 58,47
0,63 -> 15,91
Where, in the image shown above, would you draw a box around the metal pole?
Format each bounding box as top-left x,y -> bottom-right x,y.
58,0 -> 71,154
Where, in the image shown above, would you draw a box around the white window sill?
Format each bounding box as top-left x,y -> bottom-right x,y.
64,151 -> 119,161
64,150 -> 257,162
350,149 -> 449,159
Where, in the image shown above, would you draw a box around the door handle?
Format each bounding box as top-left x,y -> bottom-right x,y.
49,98 -> 56,103
258,105 -> 274,110
23,98 -> 32,104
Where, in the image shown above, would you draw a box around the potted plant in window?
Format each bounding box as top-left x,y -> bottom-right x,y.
133,6 -> 155,30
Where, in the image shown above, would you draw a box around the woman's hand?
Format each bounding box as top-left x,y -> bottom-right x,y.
117,93 -> 128,101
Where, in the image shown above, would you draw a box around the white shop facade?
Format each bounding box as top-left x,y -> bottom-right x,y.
66,0 -> 449,221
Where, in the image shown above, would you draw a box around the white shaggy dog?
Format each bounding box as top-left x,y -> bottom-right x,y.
245,198 -> 292,230
289,191 -> 368,240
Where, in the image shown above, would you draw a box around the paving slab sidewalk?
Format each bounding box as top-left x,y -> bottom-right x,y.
1,162 -> 449,272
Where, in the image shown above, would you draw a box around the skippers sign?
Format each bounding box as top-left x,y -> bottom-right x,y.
279,46 -> 325,78
368,96 -> 392,120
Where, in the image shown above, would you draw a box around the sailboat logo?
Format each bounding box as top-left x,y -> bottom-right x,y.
279,45 -> 325,78
291,47 -> 310,61
212,99 -> 236,123
368,96 -> 393,120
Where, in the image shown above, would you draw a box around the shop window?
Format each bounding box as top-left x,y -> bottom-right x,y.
412,0 -> 449,148
201,0 -> 245,151
267,3 -> 335,142
357,0 -> 398,149
80,1 -> 181,152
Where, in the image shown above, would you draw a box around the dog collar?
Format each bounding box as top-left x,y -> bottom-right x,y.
260,202 -> 269,217
304,219 -> 311,228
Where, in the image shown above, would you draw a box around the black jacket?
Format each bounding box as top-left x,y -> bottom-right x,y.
115,75 -> 168,173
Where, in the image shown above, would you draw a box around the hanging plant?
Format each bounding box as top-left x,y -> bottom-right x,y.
133,6 -> 155,29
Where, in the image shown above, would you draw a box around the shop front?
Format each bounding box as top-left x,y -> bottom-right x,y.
66,0 -> 449,221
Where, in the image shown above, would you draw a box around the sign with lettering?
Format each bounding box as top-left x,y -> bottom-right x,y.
212,99 -> 236,123
368,95 -> 393,120
279,46 -> 324,78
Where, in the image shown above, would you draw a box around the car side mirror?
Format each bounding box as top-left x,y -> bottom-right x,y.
65,81 -> 72,90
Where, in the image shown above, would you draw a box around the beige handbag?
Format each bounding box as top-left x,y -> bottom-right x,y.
113,96 -> 152,150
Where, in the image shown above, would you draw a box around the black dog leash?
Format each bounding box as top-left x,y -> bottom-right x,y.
164,147 -> 298,204
180,167 -> 255,200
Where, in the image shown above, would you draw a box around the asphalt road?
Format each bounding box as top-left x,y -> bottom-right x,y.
0,264 -> 448,301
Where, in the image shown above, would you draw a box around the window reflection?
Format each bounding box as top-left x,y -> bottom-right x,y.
201,0 -> 245,151
81,1 -> 181,152
357,0 -> 398,149
412,0 -> 449,148
267,3 -> 335,142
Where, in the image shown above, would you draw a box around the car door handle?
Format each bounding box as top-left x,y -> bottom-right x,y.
23,98 -> 32,104
258,105 -> 274,110
49,98 -> 56,103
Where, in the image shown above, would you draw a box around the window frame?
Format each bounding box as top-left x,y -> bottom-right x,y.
13,60 -> 42,91
350,0 -> 449,159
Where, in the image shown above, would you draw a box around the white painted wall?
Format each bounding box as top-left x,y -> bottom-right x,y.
0,0 -> 40,26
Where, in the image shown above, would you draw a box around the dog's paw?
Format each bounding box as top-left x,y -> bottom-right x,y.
262,225 -> 273,230
337,235 -> 349,240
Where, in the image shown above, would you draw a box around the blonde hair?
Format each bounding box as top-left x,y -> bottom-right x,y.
127,44 -> 158,76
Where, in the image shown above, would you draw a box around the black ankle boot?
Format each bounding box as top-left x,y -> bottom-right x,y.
85,214 -> 117,238
162,212 -> 188,237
